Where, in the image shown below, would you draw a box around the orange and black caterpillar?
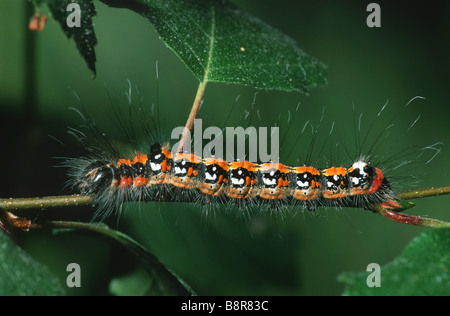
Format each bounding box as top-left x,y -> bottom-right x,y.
66,142 -> 402,218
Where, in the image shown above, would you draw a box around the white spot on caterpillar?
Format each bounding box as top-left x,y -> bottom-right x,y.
263,177 -> 276,186
297,180 -> 309,188
350,161 -> 369,186
175,166 -> 186,175
205,172 -> 217,181
151,162 -> 161,171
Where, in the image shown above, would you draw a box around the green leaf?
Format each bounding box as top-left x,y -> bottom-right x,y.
338,228 -> 450,296
103,224 -> 196,295
109,267 -> 154,296
45,0 -> 98,75
99,0 -> 327,93
43,221 -> 195,295
0,231 -> 65,296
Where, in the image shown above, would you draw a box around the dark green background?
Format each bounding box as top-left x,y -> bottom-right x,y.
0,0 -> 449,295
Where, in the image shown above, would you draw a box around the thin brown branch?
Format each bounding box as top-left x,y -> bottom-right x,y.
0,185 -> 448,216
370,204 -> 450,228
396,186 -> 450,201
0,195 -> 94,211
0,211 -> 32,232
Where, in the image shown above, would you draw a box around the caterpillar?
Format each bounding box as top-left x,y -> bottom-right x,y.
63,87 -> 438,221
66,141 -> 401,219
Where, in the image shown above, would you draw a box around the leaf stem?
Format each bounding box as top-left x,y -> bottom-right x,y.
177,4 -> 215,153
177,79 -> 208,153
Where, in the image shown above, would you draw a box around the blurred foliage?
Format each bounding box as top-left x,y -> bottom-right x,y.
0,0 -> 449,296
339,228 -> 450,295
0,230 -> 65,295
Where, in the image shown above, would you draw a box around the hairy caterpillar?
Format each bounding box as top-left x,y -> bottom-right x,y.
62,90 -> 439,221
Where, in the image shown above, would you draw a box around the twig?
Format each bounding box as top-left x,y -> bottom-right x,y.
396,186 -> 450,200
1,185 -> 449,213
0,195 -> 94,211
371,205 -> 450,228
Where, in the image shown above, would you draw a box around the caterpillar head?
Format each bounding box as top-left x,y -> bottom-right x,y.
79,161 -> 115,194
